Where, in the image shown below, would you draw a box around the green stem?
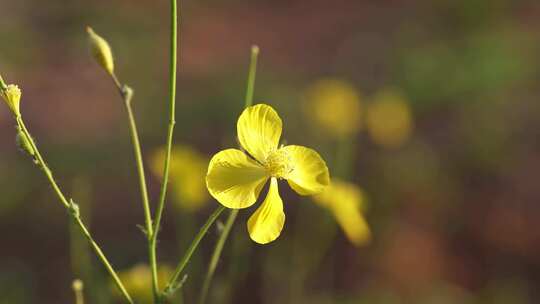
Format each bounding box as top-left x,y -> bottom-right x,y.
198,209 -> 238,304
198,45 -> 260,304
110,74 -> 158,299
151,0 -> 179,300
16,118 -> 133,304
244,45 -> 259,108
163,206 -> 225,297
0,74 -> 7,89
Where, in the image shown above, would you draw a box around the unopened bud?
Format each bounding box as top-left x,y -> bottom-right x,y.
16,126 -> 35,157
86,27 -> 114,75
1,84 -> 21,117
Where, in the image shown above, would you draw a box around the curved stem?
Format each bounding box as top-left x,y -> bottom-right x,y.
198,209 -> 238,304
163,206 -> 225,297
16,118 -> 134,304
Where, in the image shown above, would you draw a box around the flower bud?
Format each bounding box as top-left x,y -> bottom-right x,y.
16,126 -> 35,157
1,84 -> 21,117
72,279 -> 84,292
86,26 -> 114,75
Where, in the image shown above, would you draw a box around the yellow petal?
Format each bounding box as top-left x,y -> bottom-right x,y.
206,149 -> 269,209
313,180 -> 371,246
247,178 -> 285,244
281,145 -> 330,195
237,104 -> 282,163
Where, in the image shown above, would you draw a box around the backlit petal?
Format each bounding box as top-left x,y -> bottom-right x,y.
206,149 -> 269,209
281,145 -> 330,195
247,178 -> 285,244
313,180 -> 371,246
237,104 -> 282,163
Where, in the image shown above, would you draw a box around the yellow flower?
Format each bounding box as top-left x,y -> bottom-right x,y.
86,27 -> 114,75
366,89 -> 413,148
114,264 -> 172,304
150,145 -> 208,212
206,104 -> 330,244
1,84 -> 21,117
303,78 -> 362,137
313,179 -> 371,246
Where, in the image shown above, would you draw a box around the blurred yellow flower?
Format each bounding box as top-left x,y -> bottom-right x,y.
366,89 -> 413,148
303,78 -> 362,137
113,264 -> 172,304
1,84 -> 21,117
313,179 -> 371,246
206,104 -> 330,244
150,145 -> 208,212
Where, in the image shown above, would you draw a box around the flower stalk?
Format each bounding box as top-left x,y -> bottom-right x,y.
198,45 -> 260,304
151,0 -> 179,301
2,102 -> 134,303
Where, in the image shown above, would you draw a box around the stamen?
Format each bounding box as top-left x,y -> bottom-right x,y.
264,149 -> 294,179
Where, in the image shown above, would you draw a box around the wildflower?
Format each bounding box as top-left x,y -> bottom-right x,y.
366,88 -> 413,148
303,78 -> 362,138
86,27 -> 114,75
206,104 -> 330,244
114,264 -> 172,304
313,179 -> 371,246
1,84 -> 21,117
150,145 -> 208,212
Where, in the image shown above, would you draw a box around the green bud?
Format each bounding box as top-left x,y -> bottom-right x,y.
16,126 -> 35,157
1,84 -> 21,117
86,26 -> 114,75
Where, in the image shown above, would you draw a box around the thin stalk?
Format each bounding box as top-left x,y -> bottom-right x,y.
110,73 -> 158,299
244,45 -> 259,108
163,206 -> 226,297
198,45 -> 260,304
16,117 -> 133,304
151,0 -> 179,300
198,209 -> 238,304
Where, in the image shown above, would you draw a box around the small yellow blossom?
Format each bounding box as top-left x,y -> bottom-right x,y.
206,104 -> 330,244
86,27 -> 114,75
303,78 -> 362,137
1,84 -> 21,117
366,89 -> 413,148
150,145 -> 208,212
114,264 -> 172,304
313,179 -> 371,246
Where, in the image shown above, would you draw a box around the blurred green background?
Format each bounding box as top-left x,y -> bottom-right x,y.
1,0 -> 540,303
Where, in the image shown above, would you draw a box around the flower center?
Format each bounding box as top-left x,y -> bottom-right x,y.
264,149 -> 294,179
